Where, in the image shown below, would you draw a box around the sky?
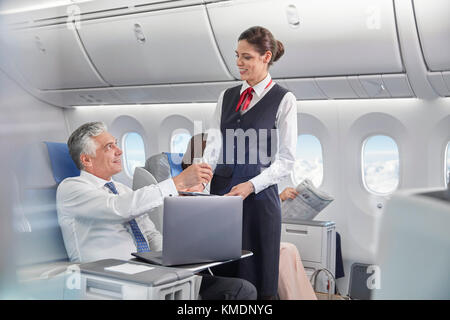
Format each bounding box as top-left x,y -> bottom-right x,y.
123,132 -> 146,176
362,135 -> 399,194
294,134 -> 323,187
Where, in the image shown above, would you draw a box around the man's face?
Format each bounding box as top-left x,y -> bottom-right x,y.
81,131 -> 123,180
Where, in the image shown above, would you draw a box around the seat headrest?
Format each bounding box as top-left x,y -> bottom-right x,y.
132,167 -> 157,191
44,142 -> 80,184
163,152 -> 183,177
145,153 -> 171,182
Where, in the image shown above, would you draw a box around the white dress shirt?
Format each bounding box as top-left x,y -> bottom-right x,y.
203,73 -> 298,194
56,170 -> 178,263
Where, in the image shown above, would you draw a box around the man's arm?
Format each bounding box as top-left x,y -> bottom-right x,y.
172,163 -> 213,191
57,178 -> 176,223
57,164 -> 213,223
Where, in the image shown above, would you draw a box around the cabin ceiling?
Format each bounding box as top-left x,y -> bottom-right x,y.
0,0 -> 449,107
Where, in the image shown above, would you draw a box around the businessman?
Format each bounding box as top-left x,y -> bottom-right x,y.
56,121 -> 256,300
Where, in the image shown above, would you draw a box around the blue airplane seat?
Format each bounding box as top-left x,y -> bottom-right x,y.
163,152 -> 184,177
144,152 -> 184,183
44,142 -> 80,184
16,142 -> 77,268
14,142 -> 80,298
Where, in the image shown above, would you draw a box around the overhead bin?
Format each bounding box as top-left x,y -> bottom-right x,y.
115,83 -> 217,104
77,5 -> 233,86
39,88 -> 125,107
206,0 -> 404,79
427,72 -> 450,97
114,81 -> 239,104
413,0 -> 450,72
3,24 -> 107,90
380,74 -> 414,98
283,78 -> 326,100
282,74 -> 413,100
315,77 -> 359,99
0,0 -> 205,28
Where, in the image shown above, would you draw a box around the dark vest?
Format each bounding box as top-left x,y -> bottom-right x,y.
214,83 -> 289,179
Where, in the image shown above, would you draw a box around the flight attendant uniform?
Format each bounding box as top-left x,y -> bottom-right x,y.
204,74 -> 297,297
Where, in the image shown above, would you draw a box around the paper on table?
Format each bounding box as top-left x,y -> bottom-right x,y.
104,263 -> 154,275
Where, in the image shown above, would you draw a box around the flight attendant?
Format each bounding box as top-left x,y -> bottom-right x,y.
203,26 -> 298,299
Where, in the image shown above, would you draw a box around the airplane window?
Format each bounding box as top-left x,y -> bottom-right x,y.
362,135 -> 399,195
292,134 -> 323,187
171,131 -> 191,154
446,142 -> 450,185
122,132 -> 146,177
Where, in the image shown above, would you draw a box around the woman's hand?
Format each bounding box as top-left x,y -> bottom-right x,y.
280,187 -> 299,201
225,181 -> 255,200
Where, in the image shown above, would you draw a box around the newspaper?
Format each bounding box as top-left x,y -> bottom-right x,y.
281,179 -> 334,221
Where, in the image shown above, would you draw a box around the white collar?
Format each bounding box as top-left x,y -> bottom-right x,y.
80,170 -> 113,188
241,73 -> 272,97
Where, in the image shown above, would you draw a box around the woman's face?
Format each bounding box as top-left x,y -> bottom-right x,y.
235,40 -> 271,86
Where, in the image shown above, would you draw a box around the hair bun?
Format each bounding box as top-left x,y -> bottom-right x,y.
273,40 -> 285,62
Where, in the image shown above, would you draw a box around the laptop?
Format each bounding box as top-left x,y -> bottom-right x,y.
132,196 -> 243,266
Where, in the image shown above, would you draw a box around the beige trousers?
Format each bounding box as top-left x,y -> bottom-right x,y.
278,242 -> 317,300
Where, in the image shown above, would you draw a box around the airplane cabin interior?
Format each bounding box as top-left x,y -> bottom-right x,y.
0,0 -> 449,301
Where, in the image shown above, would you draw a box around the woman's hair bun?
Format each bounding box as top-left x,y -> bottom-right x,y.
273,40 -> 285,62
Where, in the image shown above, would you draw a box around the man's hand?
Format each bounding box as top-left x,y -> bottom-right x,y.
225,181 -> 254,200
184,183 -> 206,193
280,187 -> 299,201
173,163 -> 212,192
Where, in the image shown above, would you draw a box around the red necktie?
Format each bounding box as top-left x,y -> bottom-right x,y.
235,79 -> 273,112
235,87 -> 254,112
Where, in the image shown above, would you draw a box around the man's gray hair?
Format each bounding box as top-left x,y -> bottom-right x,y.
68,121 -> 107,170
